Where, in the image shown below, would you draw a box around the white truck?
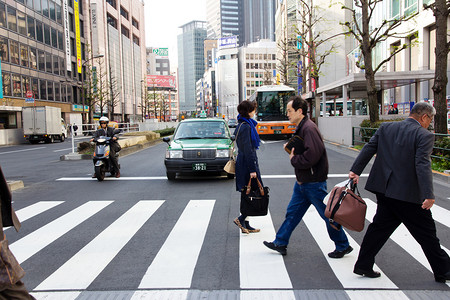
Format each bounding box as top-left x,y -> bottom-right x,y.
23,106 -> 67,144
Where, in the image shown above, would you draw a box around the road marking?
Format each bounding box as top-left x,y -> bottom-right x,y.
240,211 -> 293,289
131,290 -> 189,300
364,198 -> 450,288
430,204 -> 450,228
241,290 -> 296,300
15,201 -> 64,222
56,174 -> 369,181
53,148 -> 74,152
31,291 -> 81,300
139,200 -> 215,289
302,205 -> 398,289
36,201 -> 164,290
0,147 -> 46,155
346,290 -> 409,300
10,201 -> 113,263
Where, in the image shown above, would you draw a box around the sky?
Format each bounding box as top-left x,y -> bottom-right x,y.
144,0 -> 207,71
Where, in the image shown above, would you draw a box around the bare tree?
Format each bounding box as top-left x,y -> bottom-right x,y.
424,0 -> 450,134
108,68 -> 121,121
341,0 -> 417,123
277,27 -> 294,86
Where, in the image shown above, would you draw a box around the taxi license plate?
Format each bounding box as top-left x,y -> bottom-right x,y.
274,130 -> 281,134
192,163 -> 207,171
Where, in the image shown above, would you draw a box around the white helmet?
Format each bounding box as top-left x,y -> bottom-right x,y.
99,116 -> 109,124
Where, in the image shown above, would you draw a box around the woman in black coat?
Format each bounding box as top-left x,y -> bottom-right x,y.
233,100 -> 263,234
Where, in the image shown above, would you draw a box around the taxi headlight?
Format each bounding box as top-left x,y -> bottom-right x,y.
216,149 -> 230,158
166,150 -> 183,159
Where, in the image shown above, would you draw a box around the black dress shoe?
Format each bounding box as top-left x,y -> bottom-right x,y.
263,241 -> 287,256
435,270 -> 450,283
353,267 -> 381,278
328,245 -> 353,258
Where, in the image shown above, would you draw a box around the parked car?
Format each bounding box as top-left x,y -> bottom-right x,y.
227,118 -> 238,128
163,118 -> 234,180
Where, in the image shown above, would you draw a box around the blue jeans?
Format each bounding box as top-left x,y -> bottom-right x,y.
274,181 -> 349,251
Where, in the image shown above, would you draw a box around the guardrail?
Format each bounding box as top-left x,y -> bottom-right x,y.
68,123 -> 139,153
352,127 -> 450,164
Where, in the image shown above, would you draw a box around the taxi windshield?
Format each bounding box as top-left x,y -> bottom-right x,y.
174,121 -> 229,140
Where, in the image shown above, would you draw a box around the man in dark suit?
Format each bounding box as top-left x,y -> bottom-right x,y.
349,102 -> 450,283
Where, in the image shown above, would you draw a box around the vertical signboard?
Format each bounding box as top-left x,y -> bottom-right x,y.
90,3 -> 98,55
74,0 -> 82,74
63,0 -> 71,71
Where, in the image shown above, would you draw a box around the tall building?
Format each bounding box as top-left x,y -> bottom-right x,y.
177,20 -> 206,113
91,0 -> 146,122
146,47 -> 170,76
242,0 -> 276,45
206,0 -> 275,46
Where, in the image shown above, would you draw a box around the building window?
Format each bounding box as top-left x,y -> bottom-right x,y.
49,0 -> 56,21
47,81 -> 53,100
51,27 -> 57,48
0,3 -> 5,28
60,57 -> 65,76
80,20 -> 84,37
38,50 -> 45,71
58,30 -> 63,50
107,14 -> 117,28
56,3 -> 62,24
34,0 -> 42,13
54,82 -> 60,101
121,25 -> 129,38
106,0 -> 116,9
132,34 -> 139,45
44,24 -> 51,45
22,76 -> 30,95
42,0 -> 49,18
53,55 -> 59,75
20,44 -> 29,67
27,16 -> 35,39
46,52 -> 52,73
40,80 -> 47,99
132,18 -> 139,29
17,11 -> 26,35
7,6 -> 17,32
409,34 -> 418,71
120,6 -> 128,19
2,73 -> 10,96
30,47 -> 37,69
10,41 -> 19,65
32,78 -> 39,99
12,74 -> 22,97
0,37 -> 8,62
69,13 -> 73,31
404,0 -> 417,16
36,20 -> 43,42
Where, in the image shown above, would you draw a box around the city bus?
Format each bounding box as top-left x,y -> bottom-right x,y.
249,85 -> 297,136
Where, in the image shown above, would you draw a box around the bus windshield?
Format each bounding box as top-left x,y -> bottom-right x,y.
256,90 -> 295,121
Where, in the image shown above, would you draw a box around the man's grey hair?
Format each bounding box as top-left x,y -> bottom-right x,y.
410,102 -> 436,118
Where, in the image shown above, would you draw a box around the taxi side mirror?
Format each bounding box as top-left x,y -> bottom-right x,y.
163,137 -> 171,144
231,135 -> 236,141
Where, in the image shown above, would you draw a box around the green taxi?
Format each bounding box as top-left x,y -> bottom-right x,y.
163,118 -> 235,180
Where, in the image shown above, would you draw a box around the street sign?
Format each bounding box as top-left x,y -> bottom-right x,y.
25,98 -> 34,103
26,90 -> 33,98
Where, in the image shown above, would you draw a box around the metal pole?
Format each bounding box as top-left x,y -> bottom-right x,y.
71,124 -> 75,153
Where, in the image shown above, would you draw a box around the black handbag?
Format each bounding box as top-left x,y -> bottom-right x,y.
240,178 -> 269,216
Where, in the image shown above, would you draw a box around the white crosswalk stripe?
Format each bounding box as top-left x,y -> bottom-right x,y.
36,201 -> 164,290
138,200 -> 215,289
7,196 -> 449,297
10,201 -> 113,263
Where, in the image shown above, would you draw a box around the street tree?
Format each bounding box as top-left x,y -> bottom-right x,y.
277,27 -> 295,86
108,68 -> 121,121
341,0 -> 417,123
424,0 -> 449,135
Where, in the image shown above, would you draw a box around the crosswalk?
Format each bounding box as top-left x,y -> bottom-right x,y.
6,197 -> 450,299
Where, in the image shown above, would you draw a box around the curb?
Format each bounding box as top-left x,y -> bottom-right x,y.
325,140 -> 450,185
59,138 -> 163,161
7,180 -> 24,191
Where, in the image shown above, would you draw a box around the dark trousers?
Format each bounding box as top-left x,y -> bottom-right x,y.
110,148 -> 119,173
355,193 -> 450,278
0,280 -> 35,299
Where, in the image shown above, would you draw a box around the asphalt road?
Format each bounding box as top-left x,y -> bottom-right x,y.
1,137 -> 449,299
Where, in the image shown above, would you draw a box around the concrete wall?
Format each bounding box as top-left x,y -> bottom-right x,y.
318,116 -> 367,146
138,122 -> 177,132
0,129 -> 27,145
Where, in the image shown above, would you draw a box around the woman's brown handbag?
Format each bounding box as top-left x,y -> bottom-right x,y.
0,237 -> 25,287
325,180 -> 367,232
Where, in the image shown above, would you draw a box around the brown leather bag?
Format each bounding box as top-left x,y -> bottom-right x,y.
325,180 -> 367,232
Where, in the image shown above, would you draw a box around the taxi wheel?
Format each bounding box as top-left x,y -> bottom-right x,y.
227,173 -> 235,179
166,172 -> 176,180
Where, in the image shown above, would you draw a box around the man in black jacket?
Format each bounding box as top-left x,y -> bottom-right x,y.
264,96 -> 351,257
349,102 -> 450,282
90,117 -> 120,178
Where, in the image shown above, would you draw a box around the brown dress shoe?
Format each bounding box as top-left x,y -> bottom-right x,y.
115,171 -> 121,178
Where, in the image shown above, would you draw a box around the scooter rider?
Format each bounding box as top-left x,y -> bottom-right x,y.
90,116 -> 121,178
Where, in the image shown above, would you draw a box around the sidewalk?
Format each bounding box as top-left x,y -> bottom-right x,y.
325,140 -> 450,184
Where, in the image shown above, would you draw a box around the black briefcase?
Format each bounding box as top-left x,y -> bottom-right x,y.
240,178 -> 269,216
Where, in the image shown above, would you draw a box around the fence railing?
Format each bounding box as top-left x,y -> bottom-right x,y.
352,127 -> 450,163
68,123 -> 139,153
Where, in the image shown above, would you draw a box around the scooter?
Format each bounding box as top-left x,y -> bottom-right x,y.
92,136 -> 120,181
